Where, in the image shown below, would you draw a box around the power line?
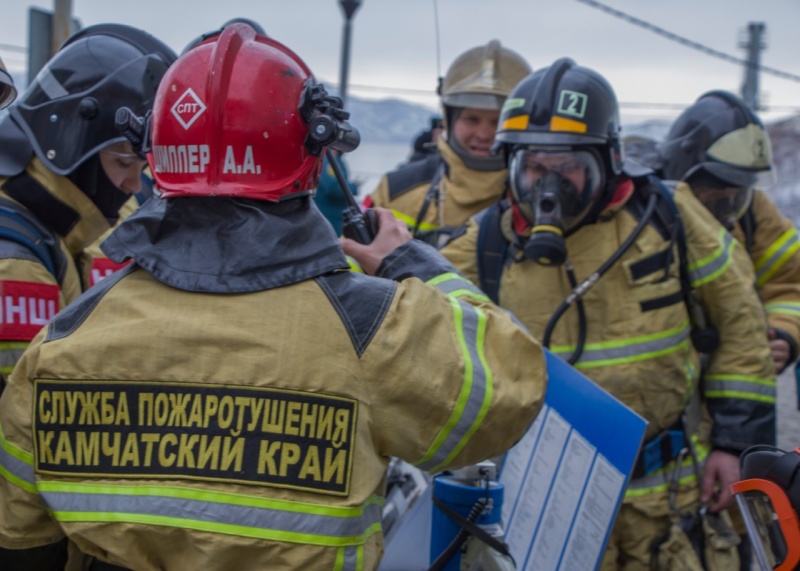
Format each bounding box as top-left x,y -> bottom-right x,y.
575,0 -> 800,84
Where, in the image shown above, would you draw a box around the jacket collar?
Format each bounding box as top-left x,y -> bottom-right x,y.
438,139 -> 508,206
101,196 -> 350,293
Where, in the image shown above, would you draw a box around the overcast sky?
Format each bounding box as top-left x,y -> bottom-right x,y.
3,0 -> 800,125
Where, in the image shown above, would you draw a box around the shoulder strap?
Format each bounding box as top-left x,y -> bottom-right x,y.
740,200 -> 757,253
0,196 -> 67,283
641,177 -> 719,353
476,201 -> 510,304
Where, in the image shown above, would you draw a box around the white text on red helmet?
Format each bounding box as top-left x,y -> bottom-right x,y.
152,145 -> 210,174
223,146 -> 262,175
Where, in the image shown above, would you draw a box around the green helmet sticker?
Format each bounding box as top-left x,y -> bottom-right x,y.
557,90 -> 588,119
502,97 -> 526,113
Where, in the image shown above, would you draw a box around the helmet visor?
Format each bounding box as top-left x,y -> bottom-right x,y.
510,148 -> 604,231
685,160 -> 775,189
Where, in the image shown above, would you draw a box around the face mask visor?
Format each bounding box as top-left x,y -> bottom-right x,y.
509,148 -> 604,232
691,184 -> 753,230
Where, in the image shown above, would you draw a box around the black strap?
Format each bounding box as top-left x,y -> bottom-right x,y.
0,196 -> 67,283
91,559 -> 132,571
431,494 -> 515,564
412,162 -> 446,240
476,201 -> 510,304
740,200 -> 756,254
2,171 -> 81,237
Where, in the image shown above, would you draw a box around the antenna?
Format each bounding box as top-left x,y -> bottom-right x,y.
433,0 -> 442,79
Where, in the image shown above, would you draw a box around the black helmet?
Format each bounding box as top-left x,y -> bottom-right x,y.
495,57 -> 623,175
660,91 -> 774,227
0,23 -> 176,176
495,59 -> 622,253
660,91 -> 774,187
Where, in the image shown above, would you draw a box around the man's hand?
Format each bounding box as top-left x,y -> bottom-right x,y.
768,328 -> 791,372
341,208 -> 412,275
701,449 -> 740,512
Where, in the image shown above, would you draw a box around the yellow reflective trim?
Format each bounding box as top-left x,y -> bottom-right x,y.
414,298 -> 474,466
0,421 -> 33,465
549,115 -> 587,134
347,257 -> 364,273
573,339 -> 690,369
391,209 -> 438,233
550,320 -> 689,355
704,390 -> 776,404
689,228 -> 734,287
756,229 -> 800,287
427,306 -> 493,473
0,464 -> 36,494
334,546 -> 345,571
0,423 -> 36,493
625,441 -> 710,498
37,481 -> 382,518
705,374 -> 775,387
754,228 -> 796,272
502,115 -> 529,131
447,289 -> 492,303
0,342 -> 29,350
52,510 -> 371,547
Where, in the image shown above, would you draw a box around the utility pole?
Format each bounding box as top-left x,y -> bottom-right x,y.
51,0 -> 74,54
337,0 -> 362,108
739,22 -> 766,110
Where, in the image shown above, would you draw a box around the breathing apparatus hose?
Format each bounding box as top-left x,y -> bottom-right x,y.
542,189 -> 660,364
428,497 -> 488,571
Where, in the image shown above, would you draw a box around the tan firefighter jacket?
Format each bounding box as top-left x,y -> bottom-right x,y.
366,138 -> 508,246
0,196 -> 547,571
0,157 -> 111,378
732,188 -> 800,366
442,180 -> 775,513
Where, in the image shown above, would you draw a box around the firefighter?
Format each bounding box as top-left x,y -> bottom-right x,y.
0,24 -> 547,571
0,55 -> 16,109
659,91 -> 800,374
441,58 -> 776,570
0,24 -> 176,381
364,40 -> 531,247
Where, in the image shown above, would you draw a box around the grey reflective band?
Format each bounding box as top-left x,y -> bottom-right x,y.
688,229 -> 734,287
415,299 -> 491,472
626,455 -> 706,493
704,375 -> 776,402
36,67 -> 69,100
0,432 -> 36,492
426,272 -> 491,302
336,544 -> 363,571
551,323 -> 691,368
38,482 -> 382,546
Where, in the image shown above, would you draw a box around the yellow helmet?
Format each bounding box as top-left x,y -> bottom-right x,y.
0,56 -> 16,110
439,40 -> 531,111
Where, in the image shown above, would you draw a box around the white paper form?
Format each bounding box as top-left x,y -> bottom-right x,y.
500,404 -> 547,526
560,455 -> 626,570
504,408 -> 570,566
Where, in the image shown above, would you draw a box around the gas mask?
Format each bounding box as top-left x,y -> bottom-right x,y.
509,148 -> 605,265
686,171 -> 755,231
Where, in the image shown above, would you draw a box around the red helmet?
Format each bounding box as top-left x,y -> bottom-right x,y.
148,23 -> 322,200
